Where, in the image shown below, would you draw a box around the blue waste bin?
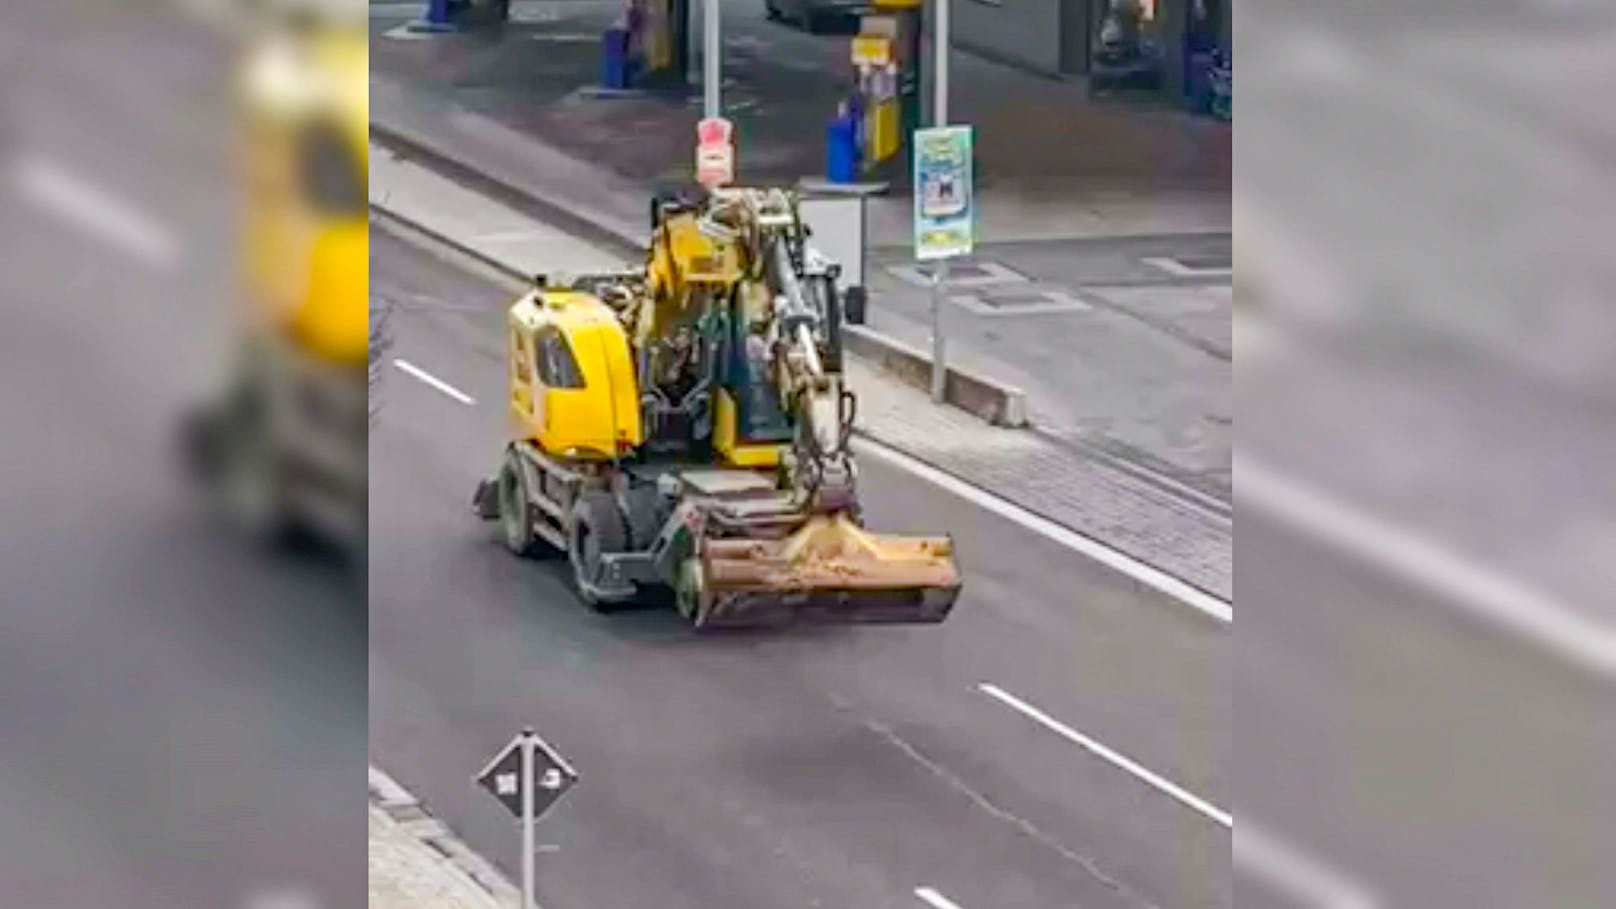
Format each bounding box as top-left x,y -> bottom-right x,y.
826,114 -> 859,184
846,93 -> 865,165
602,27 -> 632,89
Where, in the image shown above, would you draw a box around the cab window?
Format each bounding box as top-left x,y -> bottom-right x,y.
299,120 -> 364,218
536,327 -> 585,389
511,330 -> 533,385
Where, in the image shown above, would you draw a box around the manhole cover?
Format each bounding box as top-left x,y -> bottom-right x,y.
887,260 -> 1027,289
951,287 -> 1091,317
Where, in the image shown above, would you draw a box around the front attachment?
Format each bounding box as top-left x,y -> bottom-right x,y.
687,513 -> 962,629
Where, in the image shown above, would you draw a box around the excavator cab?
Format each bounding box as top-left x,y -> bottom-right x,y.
241,22 -> 368,364
182,11 -> 368,552
506,289 -> 642,460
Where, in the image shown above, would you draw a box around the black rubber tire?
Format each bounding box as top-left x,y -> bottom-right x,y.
569,490 -> 632,612
498,452 -> 548,557
675,558 -> 711,624
216,385 -> 295,547
843,285 -> 867,325
621,483 -> 666,549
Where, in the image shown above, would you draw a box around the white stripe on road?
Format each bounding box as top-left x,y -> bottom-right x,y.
1141,256 -> 1232,279
393,358 -> 476,405
853,436 -> 1233,624
13,152 -> 181,269
1237,453 -> 1616,678
1236,818 -> 1380,909
913,886 -> 967,909
978,682 -> 1231,828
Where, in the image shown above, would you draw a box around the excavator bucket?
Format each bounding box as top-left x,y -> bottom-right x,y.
690,514 -> 962,629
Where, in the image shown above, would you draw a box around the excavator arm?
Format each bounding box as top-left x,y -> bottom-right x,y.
695,190 -> 860,514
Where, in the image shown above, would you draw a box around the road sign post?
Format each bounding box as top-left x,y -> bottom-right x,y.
913,0 -> 966,403
912,124 -> 973,403
476,728 -> 579,909
520,733 -> 534,909
702,0 -> 721,117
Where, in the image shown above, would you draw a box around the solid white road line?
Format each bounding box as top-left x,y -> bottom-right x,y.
1236,818 -> 1380,909
393,358 -> 477,405
853,436 -> 1233,624
13,152 -> 181,269
913,886 -> 967,909
1237,453 -> 1616,679
978,682 -> 1231,828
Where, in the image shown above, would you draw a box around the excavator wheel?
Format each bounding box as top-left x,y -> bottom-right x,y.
212,380 -> 297,548
568,490 -> 634,612
675,558 -> 712,623
498,451 -> 550,558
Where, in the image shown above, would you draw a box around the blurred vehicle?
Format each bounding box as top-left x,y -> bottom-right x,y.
764,0 -> 866,33
183,15 -> 367,554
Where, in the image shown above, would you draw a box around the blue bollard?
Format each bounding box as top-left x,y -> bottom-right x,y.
601,27 -> 632,90
408,0 -> 460,32
826,114 -> 859,184
846,94 -> 865,164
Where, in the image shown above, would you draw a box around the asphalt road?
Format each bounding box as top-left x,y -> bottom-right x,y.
1236,498 -> 1616,909
1236,309 -> 1616,909
0,3 -> 364,908
368,226 -> 1232,909
1232,19 -> 1616,898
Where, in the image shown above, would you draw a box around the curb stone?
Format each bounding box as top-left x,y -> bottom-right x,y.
369,765 -> 526,909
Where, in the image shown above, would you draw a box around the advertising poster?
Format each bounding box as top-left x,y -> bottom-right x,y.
912,125 -> 974,261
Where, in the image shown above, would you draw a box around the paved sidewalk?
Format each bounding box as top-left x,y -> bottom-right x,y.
369,144 -> 1232,598
864,238 -> 1232,500
370,767 -> 520,909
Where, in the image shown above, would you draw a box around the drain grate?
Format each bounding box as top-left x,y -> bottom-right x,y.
951,287 -> 1091,317
887,260 -> 1027,289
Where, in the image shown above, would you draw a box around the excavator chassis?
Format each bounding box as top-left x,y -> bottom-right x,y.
474,442 -> 961,629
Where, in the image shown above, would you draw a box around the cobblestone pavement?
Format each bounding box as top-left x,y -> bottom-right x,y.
370,768 -> 519,909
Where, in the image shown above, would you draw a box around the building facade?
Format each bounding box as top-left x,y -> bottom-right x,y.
946,0 -> 1227,94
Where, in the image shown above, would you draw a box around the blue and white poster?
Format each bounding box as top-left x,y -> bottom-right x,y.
912,125 -> 974,261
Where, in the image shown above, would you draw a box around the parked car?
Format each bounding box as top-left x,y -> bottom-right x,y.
764,0 -> 865,33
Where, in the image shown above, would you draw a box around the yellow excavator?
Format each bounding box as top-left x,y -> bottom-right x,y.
474,187 -> 961,628
183,9 -> 368,552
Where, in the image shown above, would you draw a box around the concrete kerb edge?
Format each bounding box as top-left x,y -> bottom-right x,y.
368,203 -> 531,291
370,765 -> 525,909
843,326 -> 1028,427
369,123 -> 1029,428
370,124 -> 645,262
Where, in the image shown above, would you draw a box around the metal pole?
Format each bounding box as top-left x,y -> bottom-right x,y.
929,0 -> 949,403
703,0 -> 720,118
930,264 -> 948,402
934,0 -> 949,125
520,729 -> 536,909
